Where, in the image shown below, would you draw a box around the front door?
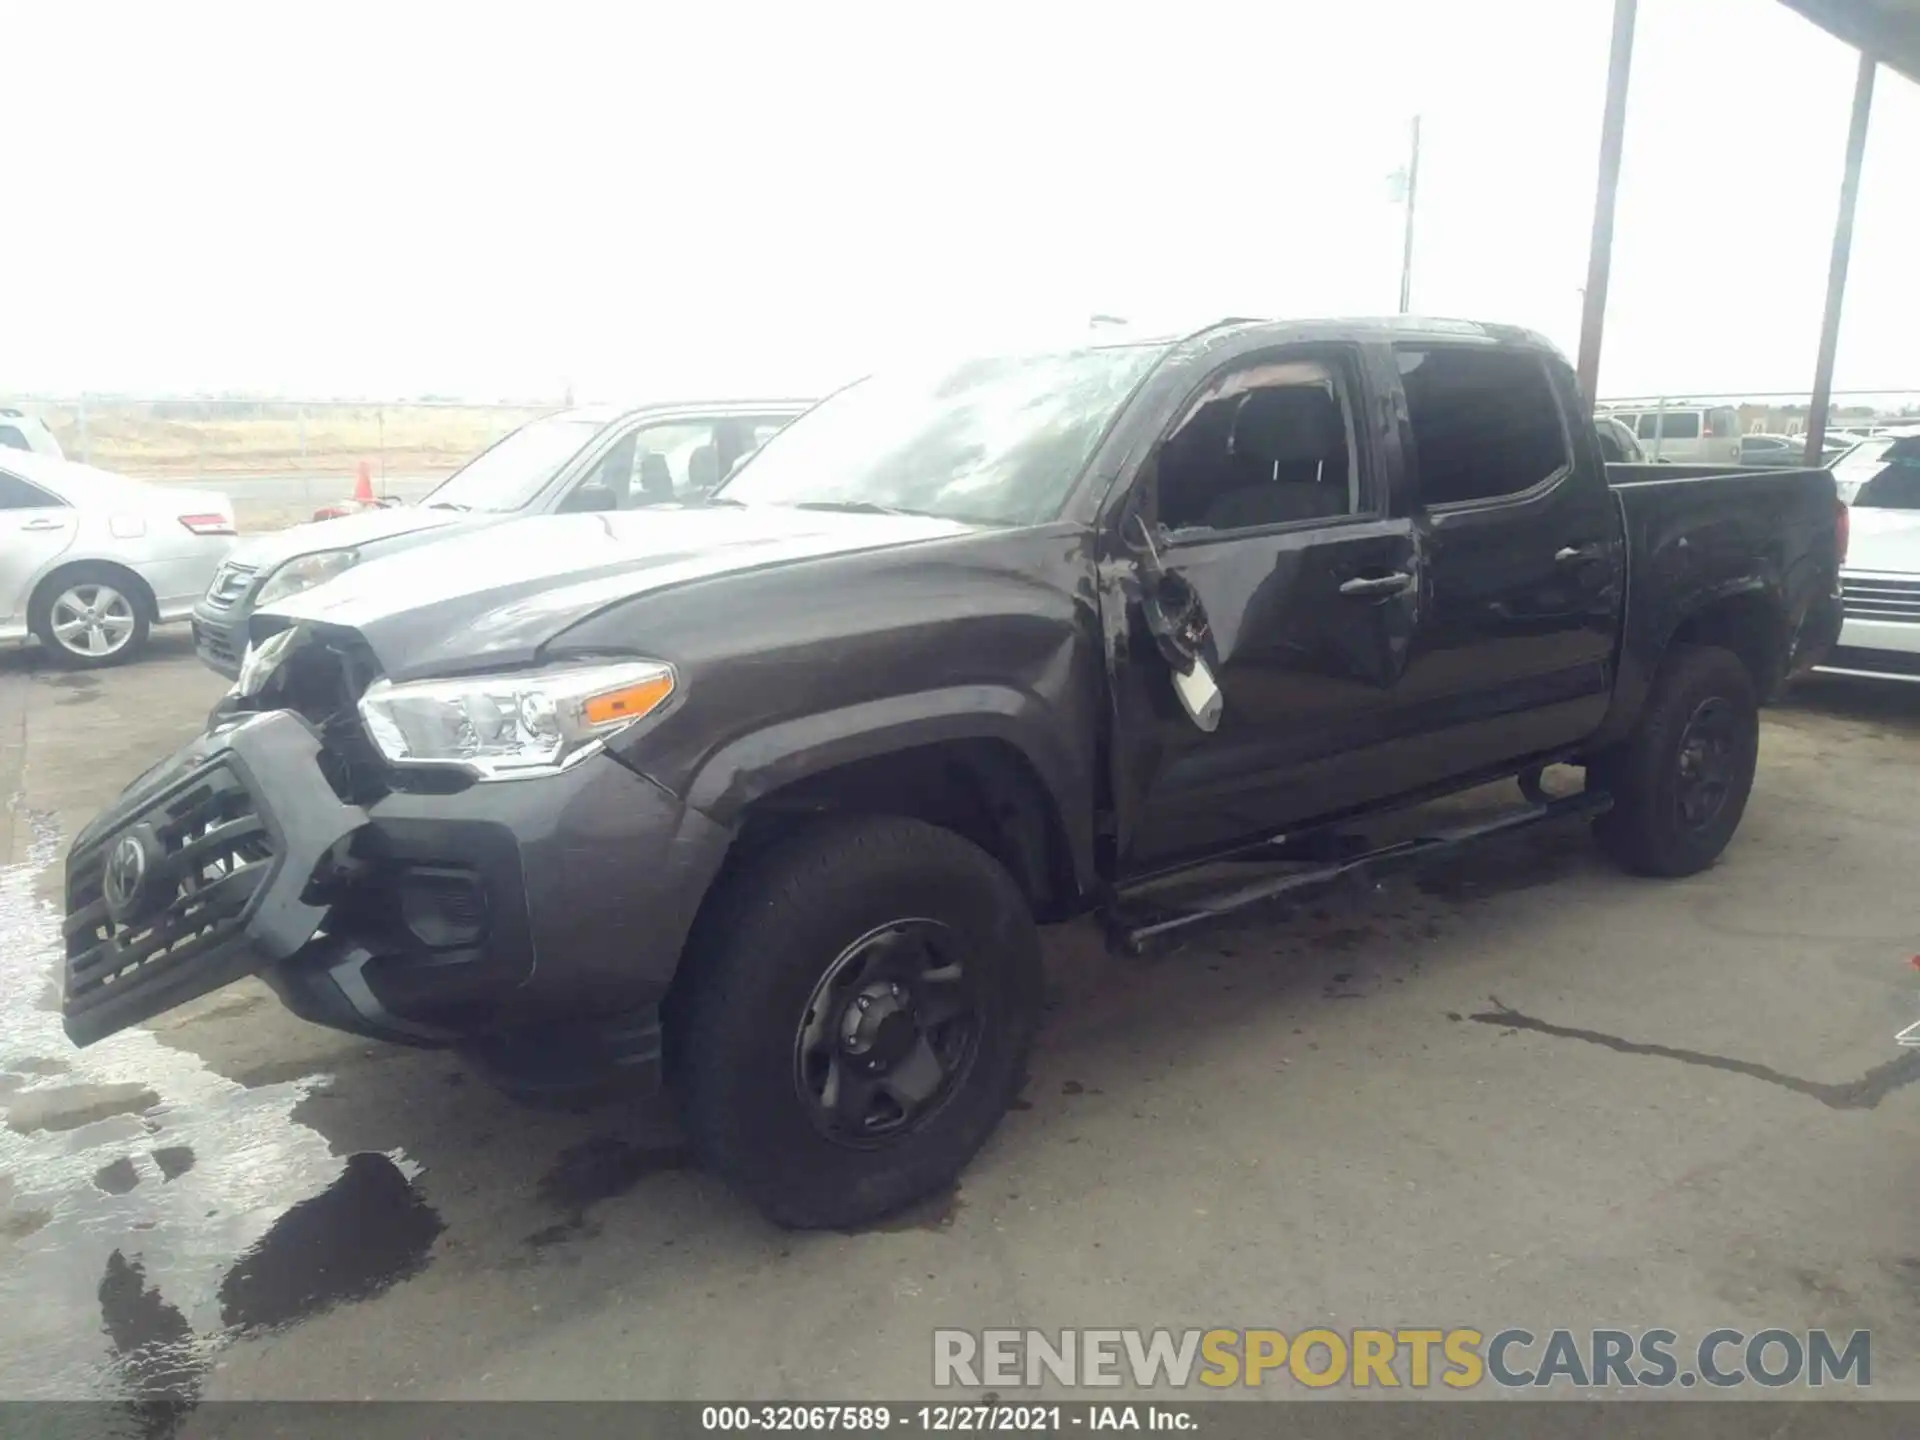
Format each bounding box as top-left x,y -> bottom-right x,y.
1110,349 -> 1422,872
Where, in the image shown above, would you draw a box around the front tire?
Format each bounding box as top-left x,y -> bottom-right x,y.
31,564 -> 151,668
666,815 -> 1041,1229
1589,643 -> 1758,877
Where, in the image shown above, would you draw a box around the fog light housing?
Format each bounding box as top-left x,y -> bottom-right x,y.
398,867 -> 488,950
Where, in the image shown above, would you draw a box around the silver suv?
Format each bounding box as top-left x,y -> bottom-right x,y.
191,398 -> 810,677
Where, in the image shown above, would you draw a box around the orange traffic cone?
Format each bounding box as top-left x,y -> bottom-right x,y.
353,461 -> 375,506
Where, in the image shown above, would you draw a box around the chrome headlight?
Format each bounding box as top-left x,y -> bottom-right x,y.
255,548 -> 362,607
357,660 -> 676,780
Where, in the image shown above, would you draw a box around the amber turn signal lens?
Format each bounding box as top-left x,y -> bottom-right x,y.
583,673 -> 674,726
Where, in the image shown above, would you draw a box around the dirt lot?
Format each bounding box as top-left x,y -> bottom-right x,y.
2,635 -> 1918,1413
28,402 -> 549,478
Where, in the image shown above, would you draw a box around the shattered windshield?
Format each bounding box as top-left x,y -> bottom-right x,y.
713,344 -> 1166,526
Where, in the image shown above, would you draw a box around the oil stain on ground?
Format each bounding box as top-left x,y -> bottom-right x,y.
0,807 -> 439,1404
524,1136 -> 694,1249
217,1152 -> 444,1333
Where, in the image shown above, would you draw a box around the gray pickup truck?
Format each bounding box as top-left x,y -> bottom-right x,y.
67,318 -> 1843,1228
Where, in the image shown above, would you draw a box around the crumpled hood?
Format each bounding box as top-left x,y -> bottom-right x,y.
261,506 -> 978,679
1843,506 -> 1920,575
223,504 -> 470,570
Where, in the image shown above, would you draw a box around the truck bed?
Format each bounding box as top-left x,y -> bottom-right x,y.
1595,462 -> 1842,741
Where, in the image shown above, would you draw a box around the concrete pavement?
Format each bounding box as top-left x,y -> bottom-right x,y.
1,638 -> 1917,1413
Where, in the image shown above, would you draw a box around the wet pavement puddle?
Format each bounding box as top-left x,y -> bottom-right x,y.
0,810 -> 442,1404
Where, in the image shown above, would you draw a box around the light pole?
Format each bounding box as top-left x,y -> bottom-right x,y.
1393,115 -> 1422,314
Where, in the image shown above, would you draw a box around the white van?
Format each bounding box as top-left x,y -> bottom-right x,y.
1602,404 -> 1741,464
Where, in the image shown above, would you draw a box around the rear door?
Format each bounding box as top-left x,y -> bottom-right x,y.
1389,344 -> 1625,779
0,467 -> 79,623
1706,406 -> 1741,463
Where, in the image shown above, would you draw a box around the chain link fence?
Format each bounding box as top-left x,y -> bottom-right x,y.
1595,389 -> 1920,452
5,396 -> 560,530
7,387 -> 1917,532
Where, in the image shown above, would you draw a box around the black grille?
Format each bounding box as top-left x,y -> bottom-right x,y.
64,765 -> 277,1025
1840,573 -> 1920,623
194,618 -> 242,668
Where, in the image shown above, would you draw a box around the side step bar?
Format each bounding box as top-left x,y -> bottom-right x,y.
1105,780 -> 1611,954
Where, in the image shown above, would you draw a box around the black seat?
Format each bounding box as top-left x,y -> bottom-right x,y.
636,452 -> 675,504
1199,387 -> 1349,531
686,443 -> 720,495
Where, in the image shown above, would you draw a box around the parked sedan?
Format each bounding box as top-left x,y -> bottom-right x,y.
1739,434 -> 1808,469
0,449 -> 235,667
192,398 -> 810,677
1741,433 -> 1853,469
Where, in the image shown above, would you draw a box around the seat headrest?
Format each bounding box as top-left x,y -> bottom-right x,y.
686,444 -> 720,493
638,452 -> 674,499
1231,387 -> 1343,464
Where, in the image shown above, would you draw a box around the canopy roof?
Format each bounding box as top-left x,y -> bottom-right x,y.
1780,0 -> 1920,80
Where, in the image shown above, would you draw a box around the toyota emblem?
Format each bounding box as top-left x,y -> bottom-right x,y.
103,833 -> 150,918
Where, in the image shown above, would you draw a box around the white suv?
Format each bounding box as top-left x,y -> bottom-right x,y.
1601,404 -> 1741,464
1817,428 -> 1920,683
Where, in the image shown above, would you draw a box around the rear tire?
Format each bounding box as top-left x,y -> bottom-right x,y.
1588,643 -> 1758,877
665,815 -> 1041,1229
30,563 -> 152,669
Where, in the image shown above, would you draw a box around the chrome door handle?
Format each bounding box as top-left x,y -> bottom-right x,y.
1338,572 -> 1413,597
19,518 -> 63,532
1555,544 -> 1603,564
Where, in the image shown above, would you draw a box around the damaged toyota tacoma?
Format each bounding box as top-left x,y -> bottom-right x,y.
63,319 -> 1844,1228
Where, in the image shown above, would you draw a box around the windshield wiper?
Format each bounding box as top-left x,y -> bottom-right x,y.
425,501 -> 471,512
791,500 -> 921,517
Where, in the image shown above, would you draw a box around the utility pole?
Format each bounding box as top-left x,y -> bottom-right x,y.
1397,115 -> 1422,314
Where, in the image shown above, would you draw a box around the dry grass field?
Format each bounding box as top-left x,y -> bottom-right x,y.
28,400 -> 554,477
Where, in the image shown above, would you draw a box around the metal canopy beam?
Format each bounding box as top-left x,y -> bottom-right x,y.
1575,0 -> 1639,405
1578,1 -> 1909,415
1778,0 -> 1920,83
1805,52 -> 1878,463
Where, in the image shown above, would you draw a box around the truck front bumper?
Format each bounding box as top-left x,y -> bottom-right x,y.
64,710 -> 732,1080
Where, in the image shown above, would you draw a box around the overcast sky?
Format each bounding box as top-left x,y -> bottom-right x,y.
6,0 -> 1915,403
